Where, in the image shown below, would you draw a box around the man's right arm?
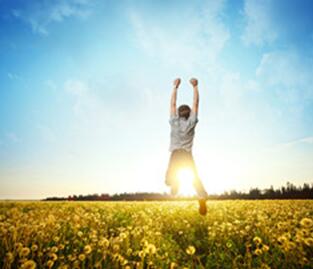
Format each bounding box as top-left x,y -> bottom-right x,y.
190,78 -> 199,115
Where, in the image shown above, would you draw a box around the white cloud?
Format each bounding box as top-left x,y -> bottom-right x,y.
129,0 -> 230,72
241,0 -> 277,46
64,79 -> 88,97
256,50 -> 313,102
12,0 -> 92,35
286,136 -> 313,146
64,79 -> 99,117
265,136 -> 313,152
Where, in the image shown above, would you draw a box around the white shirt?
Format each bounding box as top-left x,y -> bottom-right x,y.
168,111 -> 198,152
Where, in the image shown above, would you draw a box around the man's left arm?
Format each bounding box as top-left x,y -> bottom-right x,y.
170,78 -> 181,117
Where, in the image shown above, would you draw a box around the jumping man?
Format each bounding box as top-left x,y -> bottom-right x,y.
165,78 -> 209,215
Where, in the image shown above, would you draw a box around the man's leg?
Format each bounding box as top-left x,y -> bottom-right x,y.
189,158 -> 208,199
188,153 -> 209,215
165,151 -> 180,195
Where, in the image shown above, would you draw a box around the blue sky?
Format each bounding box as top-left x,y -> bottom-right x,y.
1,0 -> 313,199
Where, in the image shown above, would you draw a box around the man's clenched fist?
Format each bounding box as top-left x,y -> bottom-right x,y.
189,78 -> 198,87
173,78 -> 181,89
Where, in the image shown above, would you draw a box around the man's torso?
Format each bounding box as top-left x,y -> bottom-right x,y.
169,112 -> 198,152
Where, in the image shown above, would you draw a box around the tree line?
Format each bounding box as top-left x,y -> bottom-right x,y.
43,182 -> 313,201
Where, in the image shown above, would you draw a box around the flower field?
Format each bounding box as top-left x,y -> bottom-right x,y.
0,200 -> 312,268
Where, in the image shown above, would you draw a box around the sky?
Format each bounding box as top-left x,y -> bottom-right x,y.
0,0 -> 313,199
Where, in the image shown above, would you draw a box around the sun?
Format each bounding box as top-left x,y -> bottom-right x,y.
176,167 -> 196,196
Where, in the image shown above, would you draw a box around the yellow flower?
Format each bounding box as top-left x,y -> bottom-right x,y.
50,253 -> 58,261
21,260 -> 36,269
253,236 -> 262,245
79,254 -> 86,261
119,232 -> 127,239
46,260 -> 54,268
113,244 -> 120,252
99,238 -> 110,248
6,252 -> 14,263
31,245 -> 38,252
20,247 -> 31,257
146,243 -> 156,254
170,262 -> 177,269
186,245 -> 196,255
254,248 -> 263,256
277,236 -> 287,244
304,238 -> 313,247
84,245 -> 92,255
300,217 -> 313,228
138,250 -> 145,258
262,244 -> 270,252
51,246 -> 58,253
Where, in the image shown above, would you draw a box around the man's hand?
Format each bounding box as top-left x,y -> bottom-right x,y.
173,78 -> 181,89
189,78 -> 198,87
190,78 -> 199,114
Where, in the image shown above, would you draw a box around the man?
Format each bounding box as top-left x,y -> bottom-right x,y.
165,77 -> 209,215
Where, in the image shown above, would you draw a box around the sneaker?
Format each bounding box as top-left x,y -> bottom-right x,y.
198,199 -> 207,215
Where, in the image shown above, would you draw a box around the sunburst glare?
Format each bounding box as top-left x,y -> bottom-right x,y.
176,167 -> 195,196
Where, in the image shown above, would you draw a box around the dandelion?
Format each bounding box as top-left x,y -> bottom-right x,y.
138,250 -> 145,258
226,241 -> 232,248
99,238 -> 110,248
84,245 -> 92,255
300,217 -> 313,228
119,232 -> 127,240
253,236 -> 262,245
186,245 -> 196,255
49,253 -> 58,261
146,243 -> 156,254
46,260 -> 54,268
78,254 -> 86,261
113,244 -> 120,252
31,244 -> 38,252
262,244 -> 269,252
170,262 -> 177,269
21,260 -> 36,269
277,235 -> 287,244
126,248 -> 132,256
304,238 -> 313,247
6,252 -> 14,263
20,247 -> 31,257
51,246 -> 58,253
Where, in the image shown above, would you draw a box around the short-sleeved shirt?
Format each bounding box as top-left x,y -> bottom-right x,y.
168,111 -> 199,152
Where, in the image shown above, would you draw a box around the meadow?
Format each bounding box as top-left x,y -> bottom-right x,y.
0,200 -> 312,269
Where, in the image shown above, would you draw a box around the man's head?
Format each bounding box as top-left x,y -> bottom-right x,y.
178,104 -> 191,120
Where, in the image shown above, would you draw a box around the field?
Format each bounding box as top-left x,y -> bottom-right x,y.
0,200 -> 313,269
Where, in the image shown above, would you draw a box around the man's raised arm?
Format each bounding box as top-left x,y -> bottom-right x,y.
190,78 -> 199,114
170,78 -> 181,116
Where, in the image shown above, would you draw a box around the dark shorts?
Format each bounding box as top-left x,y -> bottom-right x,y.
165,149 -> 199,186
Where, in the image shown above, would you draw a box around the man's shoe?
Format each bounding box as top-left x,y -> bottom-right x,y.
198,199 -> 207,215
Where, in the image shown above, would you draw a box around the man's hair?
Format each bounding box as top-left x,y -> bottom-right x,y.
178,104 -> 191,120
